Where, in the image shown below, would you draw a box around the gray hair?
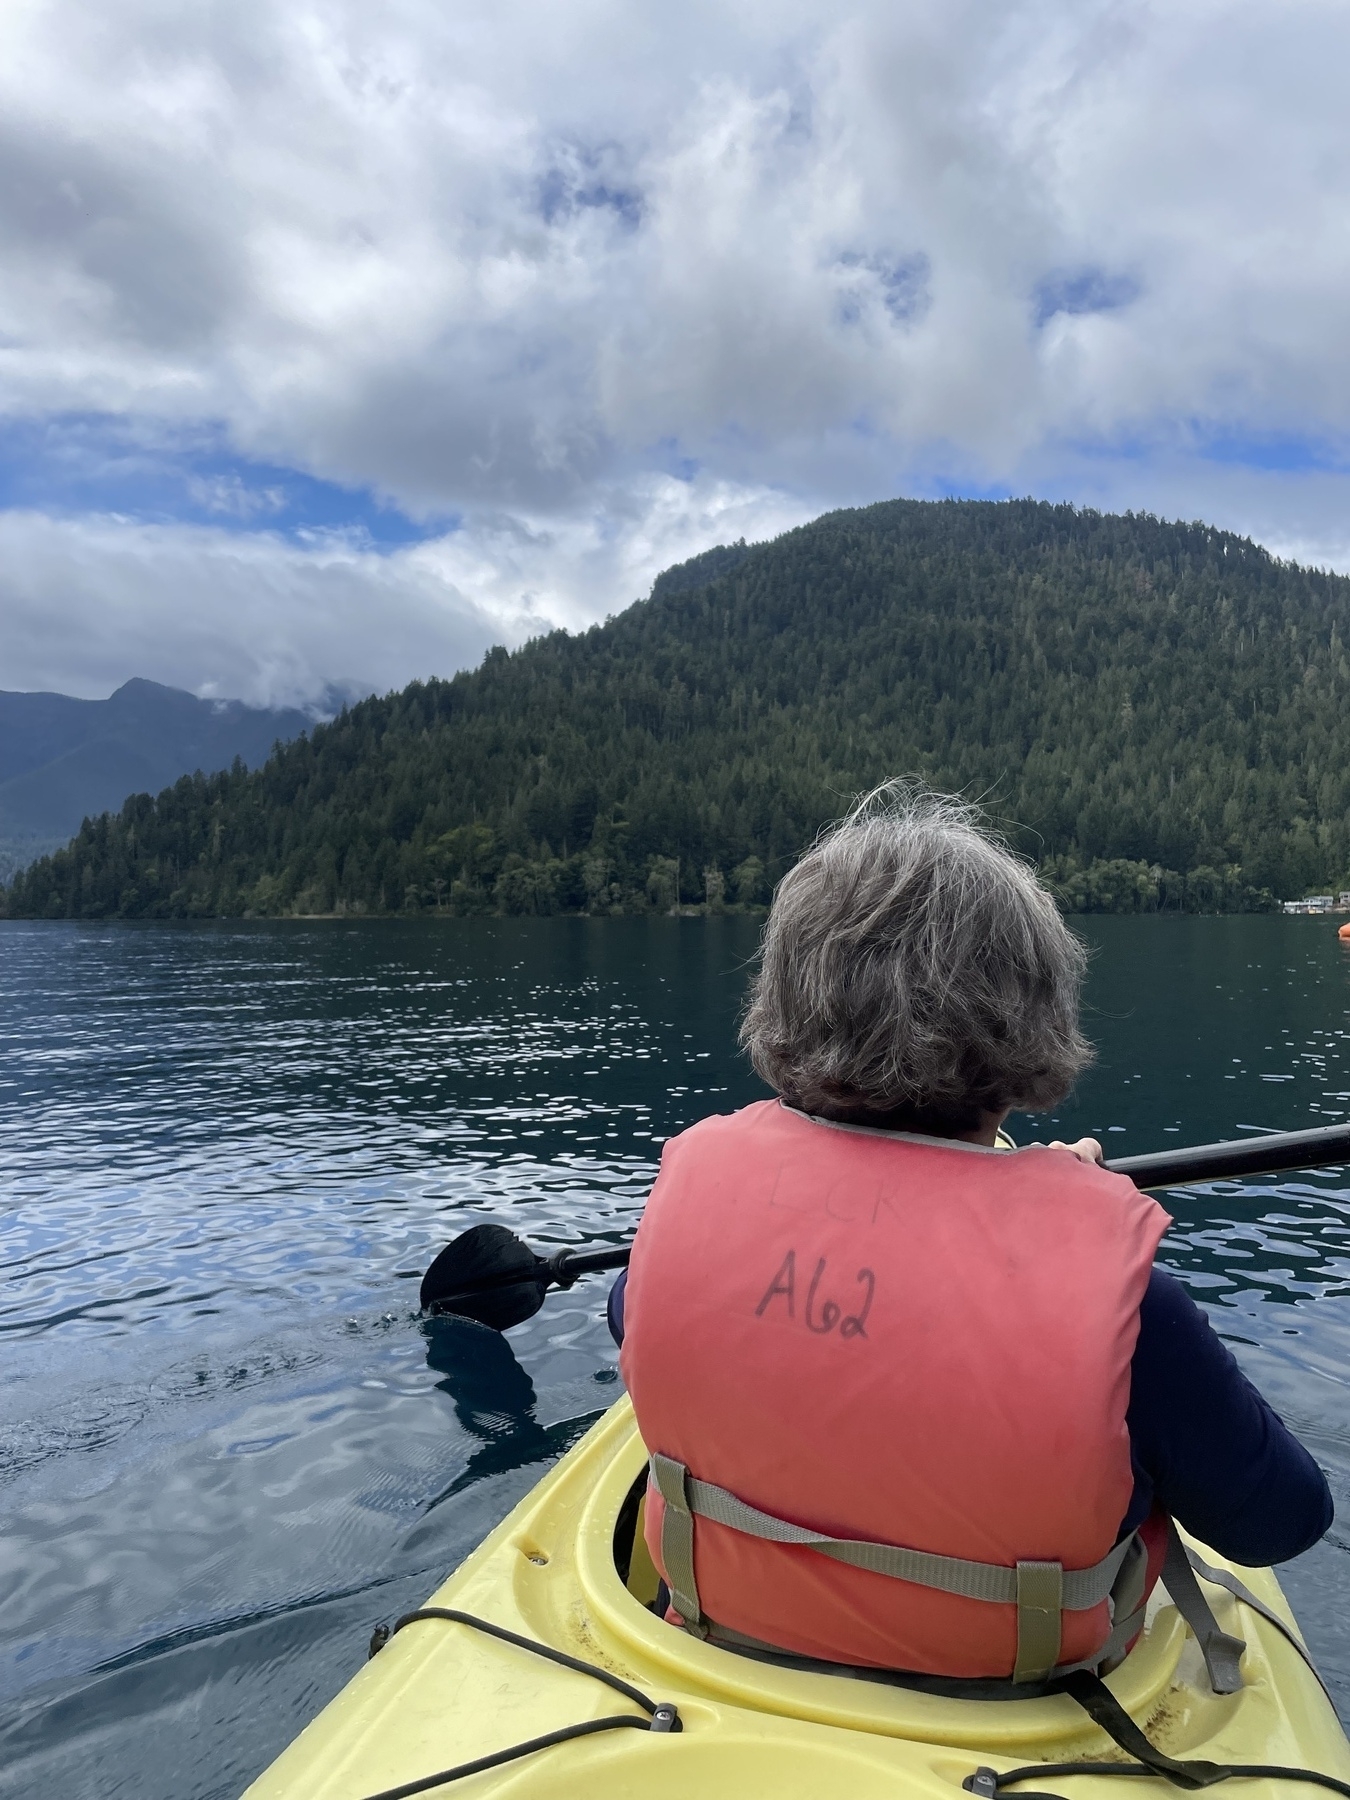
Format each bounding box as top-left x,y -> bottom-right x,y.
740,784 -> 1092,1132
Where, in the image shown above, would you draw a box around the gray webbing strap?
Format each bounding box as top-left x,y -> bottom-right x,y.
1162,1518 -> 1246,1694
1185,1545 -> 1332,1704
649,1453 -> 705,1634
1013,1561 -> 1063,1684
702,1615 -> 803,1657
1109,1530 -> 1149,1635
670,1461 -> 1134,1607
1090,1602 -> 1149,1673
701,1598 -> 1151,1690
1051,1534 -> 1151,1678
649,1455 -> 1137,1683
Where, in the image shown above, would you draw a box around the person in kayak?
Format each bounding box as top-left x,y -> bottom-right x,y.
610,785 -> 1331,1684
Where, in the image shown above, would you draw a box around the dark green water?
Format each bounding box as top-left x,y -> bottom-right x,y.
2,913 -> 1350,1795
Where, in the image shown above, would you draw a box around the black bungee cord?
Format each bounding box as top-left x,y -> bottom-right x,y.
357,1607 -> 680,1800
964,1668 -> 1350,1800
357,1608 -> 1350,1800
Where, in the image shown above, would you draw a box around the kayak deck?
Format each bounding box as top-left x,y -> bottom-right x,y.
243,1396 -> 1350,1798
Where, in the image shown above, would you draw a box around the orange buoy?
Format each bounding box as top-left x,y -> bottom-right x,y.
1338,922 -> 1350,940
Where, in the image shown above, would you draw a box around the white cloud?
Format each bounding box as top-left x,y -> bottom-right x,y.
0,473 -> 808,705
2,0 -> 1350,701
0,511 -> 507,707
416,472 -> 810,633
185,473 -> 286,519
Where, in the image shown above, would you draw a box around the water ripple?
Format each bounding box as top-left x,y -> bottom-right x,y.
6,913 -> 1350,1795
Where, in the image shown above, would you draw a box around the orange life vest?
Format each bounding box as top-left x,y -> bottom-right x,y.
620,1099 -> 1171,1680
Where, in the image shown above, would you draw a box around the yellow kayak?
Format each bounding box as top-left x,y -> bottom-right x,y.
244,1396 -> 1350,1799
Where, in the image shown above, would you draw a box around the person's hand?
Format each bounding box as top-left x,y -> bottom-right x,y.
1048,1136 -> 1104,1165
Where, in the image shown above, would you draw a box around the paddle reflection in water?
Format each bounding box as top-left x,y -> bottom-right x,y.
420,1317 -> 603,1505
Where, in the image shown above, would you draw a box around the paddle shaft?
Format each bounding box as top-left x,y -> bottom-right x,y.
547,1122 -> 1350,1283
1106,1121 -> 1350,1188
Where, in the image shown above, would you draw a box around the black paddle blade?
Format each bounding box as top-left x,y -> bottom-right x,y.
419,1222 -> 550,1331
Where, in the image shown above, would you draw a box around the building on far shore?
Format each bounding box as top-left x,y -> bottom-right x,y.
1283,895 -> 1338,914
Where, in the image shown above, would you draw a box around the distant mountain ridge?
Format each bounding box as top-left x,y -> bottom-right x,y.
6,496 -> 1350,919
0,679 -> 311,877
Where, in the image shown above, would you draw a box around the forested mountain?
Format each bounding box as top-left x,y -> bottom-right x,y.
0,678 -> 309,880
6,497 -> 1350,921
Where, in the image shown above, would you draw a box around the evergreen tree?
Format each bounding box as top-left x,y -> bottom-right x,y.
8,496 -> 1344,922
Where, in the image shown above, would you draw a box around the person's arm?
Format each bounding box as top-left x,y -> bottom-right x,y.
607,1266 -> 628,1347
1128,1267 -> 1332,1564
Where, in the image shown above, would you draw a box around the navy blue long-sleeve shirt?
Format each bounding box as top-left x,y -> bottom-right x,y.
607,1263 -> 1331,1565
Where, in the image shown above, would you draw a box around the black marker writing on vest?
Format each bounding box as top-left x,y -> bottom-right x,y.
756,1248 -> 797,1318
757,1250 -> 873,1339
841,1268 -> 874,1338
805,1258 -> 840,1333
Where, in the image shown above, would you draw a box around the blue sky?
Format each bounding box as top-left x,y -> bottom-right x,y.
0,416 -> 438,546
3,0 -> 1350,705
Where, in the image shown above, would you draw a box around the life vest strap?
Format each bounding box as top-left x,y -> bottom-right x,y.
650,1472 -> 1285,1704
648,1453 -> 706,1633
696,1602 -> 1153,1696
648,1453 -> 1140,1684
1012,1562 -> 1062,1683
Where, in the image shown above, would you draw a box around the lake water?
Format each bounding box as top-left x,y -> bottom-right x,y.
3,913 -> 1350,1796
